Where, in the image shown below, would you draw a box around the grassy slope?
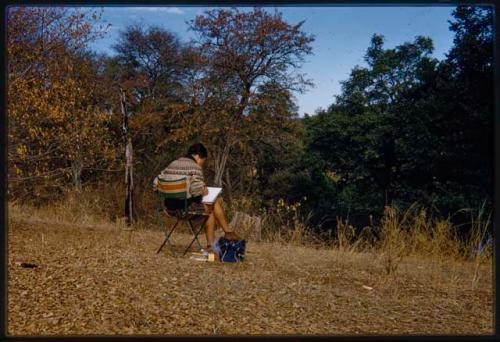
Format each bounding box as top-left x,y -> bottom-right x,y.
7,206 -> 493,336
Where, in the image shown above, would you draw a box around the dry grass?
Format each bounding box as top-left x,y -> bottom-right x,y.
7,201 -> 493,336
259,201 -> 491,268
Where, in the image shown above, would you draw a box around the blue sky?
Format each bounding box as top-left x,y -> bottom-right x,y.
85,5 -> 457,116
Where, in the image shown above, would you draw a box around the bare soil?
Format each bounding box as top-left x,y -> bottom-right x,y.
7,214 -> 493,336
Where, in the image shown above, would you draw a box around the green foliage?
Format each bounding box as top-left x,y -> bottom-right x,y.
292,5 -> 493,230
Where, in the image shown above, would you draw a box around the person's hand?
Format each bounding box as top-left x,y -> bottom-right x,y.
203,186 -> 209,196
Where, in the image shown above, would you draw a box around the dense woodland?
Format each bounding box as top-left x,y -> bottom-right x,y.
7,6 -> 493,237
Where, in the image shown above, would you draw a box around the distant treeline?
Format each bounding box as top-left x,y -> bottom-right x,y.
7,6 -> 492,233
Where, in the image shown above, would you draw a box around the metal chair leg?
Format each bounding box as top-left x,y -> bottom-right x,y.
182,217 -> 208,256
188,220 -> 204,251
157,219 -> 180,255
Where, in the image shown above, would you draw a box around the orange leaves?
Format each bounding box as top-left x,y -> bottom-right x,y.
128,111 -> 161,131
185,8 -> 313,159
16,145 -> 27,161
8,7 -> 119,196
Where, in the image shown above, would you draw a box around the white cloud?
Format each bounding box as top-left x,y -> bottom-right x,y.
124,7 -> 186,15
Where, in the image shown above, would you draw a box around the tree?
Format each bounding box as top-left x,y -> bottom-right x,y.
316,34 -> 437,211
240,81 -> 303,202
8,7 -> 117,199
108,24 -> 188,163
105,24 -> 221,221
112,25 -> 185,104
444,5 -> 493,203
392,5 -> 493,215
186,7 -> 315,186
303,5 -> 493,227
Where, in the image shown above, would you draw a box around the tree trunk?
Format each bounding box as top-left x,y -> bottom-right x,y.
244,165 -> 257,197
125,137 -> 134,226
120,88 -> 134,226
214,143 -> 231,187
119,88 -> 128,135
71,158 -> 82,191
224,168 -> 234,207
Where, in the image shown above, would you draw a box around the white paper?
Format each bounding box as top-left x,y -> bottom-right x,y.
202,187 -> 222,204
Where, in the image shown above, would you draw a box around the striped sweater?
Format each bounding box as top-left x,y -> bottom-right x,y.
153,157 -> 205,197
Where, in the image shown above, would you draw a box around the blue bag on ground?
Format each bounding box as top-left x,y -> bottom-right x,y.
215,237 -> 246,262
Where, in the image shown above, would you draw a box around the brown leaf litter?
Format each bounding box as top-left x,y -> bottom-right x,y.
7,216 -> 493,336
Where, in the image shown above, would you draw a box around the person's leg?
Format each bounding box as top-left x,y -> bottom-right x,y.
203,211 -> 220,260
204,211 -> 216,247
212,197 -> 234,233
203,198 -> 239,245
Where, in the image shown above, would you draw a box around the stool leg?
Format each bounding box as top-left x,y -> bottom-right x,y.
183,217 -> 208,256
157,219 -> 180,255
188,220 -> 203,251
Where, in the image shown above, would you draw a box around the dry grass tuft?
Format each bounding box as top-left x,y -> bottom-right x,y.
376,206 -> 407,275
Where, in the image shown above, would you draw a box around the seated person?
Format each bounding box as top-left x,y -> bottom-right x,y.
153,143 -> 239,256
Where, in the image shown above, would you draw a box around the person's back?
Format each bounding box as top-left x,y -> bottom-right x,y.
154,155 -> 206,211
158,157 -> 205,196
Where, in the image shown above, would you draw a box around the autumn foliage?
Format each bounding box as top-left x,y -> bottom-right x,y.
8,7 -> 117,199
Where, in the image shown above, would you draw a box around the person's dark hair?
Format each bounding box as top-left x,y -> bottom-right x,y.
186,143 -> 208,159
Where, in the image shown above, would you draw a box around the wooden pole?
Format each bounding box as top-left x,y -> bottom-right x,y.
120,88 -> 134,226
125,137 -> 134,225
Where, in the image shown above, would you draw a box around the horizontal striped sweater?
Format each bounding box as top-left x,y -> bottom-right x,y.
153,157 -> 205,197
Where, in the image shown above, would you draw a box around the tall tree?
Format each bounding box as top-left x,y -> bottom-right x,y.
112,25 -> 184,104
315,34 -> 437,209
8,7 -> 117,199
303,5 -> 493,226
392,5 -> 494,214
444,5 -> 493,201
187,7 -> 315,186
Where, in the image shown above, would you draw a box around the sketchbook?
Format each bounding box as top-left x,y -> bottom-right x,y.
202,187 -> 222,204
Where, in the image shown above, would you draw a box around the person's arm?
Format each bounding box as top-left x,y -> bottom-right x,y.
152,176 -> 159,192
190,173 -> 206,197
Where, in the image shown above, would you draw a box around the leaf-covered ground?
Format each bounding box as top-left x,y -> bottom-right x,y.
8,214 -> 493,336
